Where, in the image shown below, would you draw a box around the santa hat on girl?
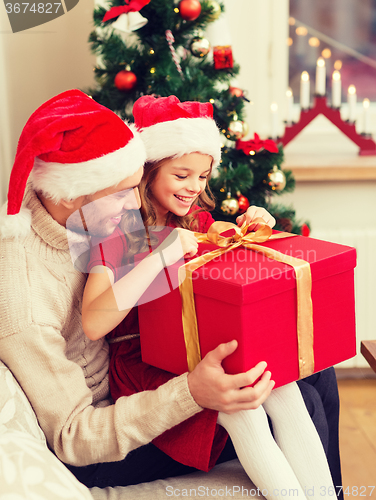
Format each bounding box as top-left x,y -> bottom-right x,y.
132,95 -> 221,168
0,89 -> 146,239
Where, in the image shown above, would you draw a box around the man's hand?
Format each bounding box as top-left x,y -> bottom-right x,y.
187,340 -> 275,414
236,206 -> 276,232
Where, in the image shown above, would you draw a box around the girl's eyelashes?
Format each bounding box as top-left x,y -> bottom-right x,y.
174,175 -> 208,180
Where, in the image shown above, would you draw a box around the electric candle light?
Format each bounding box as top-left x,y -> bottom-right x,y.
315,57 -> 326,96
271,102 -> 279,139
362,98 -> 371,135
332,71 -> 341,108
286,88 -> 293,124
347,85 -> 357,123
300,71 -> 310,109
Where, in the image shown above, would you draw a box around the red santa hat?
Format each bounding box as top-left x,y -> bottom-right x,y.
0,89 -> 146,239
132,95 -> 221,168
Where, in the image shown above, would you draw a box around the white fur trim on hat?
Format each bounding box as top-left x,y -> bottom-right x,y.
140,117 -> 221,168
0,203 -> 32,239
30,130 -> 146,202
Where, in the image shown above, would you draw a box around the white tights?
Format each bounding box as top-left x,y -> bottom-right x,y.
217,382 -> 334,500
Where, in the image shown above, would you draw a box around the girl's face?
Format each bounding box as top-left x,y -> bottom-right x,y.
150,153 -> 212,225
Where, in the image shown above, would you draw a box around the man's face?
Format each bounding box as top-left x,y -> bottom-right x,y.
66,166 -> 143,238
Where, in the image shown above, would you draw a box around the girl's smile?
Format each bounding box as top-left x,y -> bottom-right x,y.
150,153 -> 212,225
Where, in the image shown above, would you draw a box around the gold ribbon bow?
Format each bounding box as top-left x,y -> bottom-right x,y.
178,219 -> 314,379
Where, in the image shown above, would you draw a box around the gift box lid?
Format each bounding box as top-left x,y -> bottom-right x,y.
188,233 -> 357,306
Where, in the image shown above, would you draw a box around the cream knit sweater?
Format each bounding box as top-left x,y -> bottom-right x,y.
0,185 -> 202,466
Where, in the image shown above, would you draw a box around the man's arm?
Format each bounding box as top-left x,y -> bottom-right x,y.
0,325 -> 201,466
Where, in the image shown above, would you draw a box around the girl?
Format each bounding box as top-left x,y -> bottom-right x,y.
82,95 -> 334,499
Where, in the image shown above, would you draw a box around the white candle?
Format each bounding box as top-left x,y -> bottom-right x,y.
331,71 -> 341,108
300,71 -> 310,109
271,102 -> 279,139
286,88 -> 293,124
315,57 -> 326,95
362,99 -> 371,134
347,85 -> 357,123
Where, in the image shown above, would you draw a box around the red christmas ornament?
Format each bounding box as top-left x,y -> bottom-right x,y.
178,0 -> 201,21
301,223 -> 310,237
237,193 -> 250,214
213,45 -> 233,70
114,70 -> 137,91
229,86 -> 243,98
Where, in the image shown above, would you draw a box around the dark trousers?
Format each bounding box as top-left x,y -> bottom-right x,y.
66,367 -> 343,498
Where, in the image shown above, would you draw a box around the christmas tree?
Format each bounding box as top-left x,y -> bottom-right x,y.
88,0 -> 309,235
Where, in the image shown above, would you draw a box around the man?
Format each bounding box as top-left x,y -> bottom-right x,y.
0,90 -> 342,495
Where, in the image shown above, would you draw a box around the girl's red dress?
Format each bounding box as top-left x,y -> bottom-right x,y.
87,208 -> 228,472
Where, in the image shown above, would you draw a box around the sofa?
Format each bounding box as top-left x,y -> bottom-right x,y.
0,360 -> 262,499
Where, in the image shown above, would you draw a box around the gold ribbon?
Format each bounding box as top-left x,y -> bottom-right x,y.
178,219 -> 314,379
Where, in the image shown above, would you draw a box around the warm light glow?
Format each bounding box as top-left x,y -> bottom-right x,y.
308,37 -> 320,47
363,98 -> 370,109
317,57 -> 325,68
334,60 -> 343,70
271,103 -> 278,112
288,17 -> 296,26
150,67 -> 156,74
209,98 -> 215,104
249,151 -> 256,156
348,85 -> 356,95
296,26 -> 308,36
301,71 -> 310,82
149,49 -> 155,55
174,7 -> 179,13
286,88 -> 293,98
287,37 -> 293,46
321,48 -> 332,59
332,70 -> 341,81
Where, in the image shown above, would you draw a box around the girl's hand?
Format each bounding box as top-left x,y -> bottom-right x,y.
236,206 -> 276,232
156,227 -> 198,267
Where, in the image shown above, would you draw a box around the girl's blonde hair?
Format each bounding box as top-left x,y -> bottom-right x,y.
139,157 -> 216,232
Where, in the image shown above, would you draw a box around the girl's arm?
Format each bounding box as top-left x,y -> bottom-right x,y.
82,227 -> 198,341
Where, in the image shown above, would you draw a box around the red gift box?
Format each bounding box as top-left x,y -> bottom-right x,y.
138,231 -> 357,388
213,45 -> 233,70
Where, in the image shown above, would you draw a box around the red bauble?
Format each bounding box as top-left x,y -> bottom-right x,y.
301,223 -> 310,237
114,70 -> 137,91
229,86 -> 244,98
237,194 -> 250,214
178,0 -> 201,21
